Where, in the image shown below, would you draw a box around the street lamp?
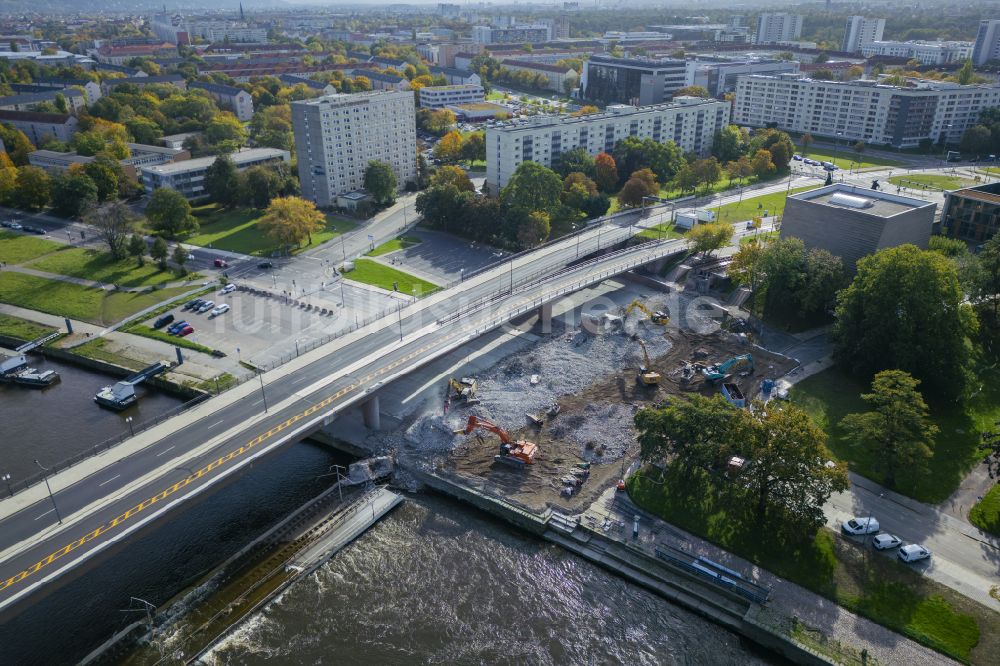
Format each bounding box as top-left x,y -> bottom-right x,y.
2,471 -> 11,497
34,459 -> 62,525
125,416 -> 134,437
257,371 -> 268,413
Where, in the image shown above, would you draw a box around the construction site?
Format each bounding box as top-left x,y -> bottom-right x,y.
342,268 -> 799,516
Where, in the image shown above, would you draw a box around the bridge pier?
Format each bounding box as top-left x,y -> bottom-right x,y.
538,302 -> 553,334
361,395 -> 381,430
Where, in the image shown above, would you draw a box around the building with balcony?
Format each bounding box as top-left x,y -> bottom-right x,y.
141,148 -> 289,200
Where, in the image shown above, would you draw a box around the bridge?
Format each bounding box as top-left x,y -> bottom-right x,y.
0,212 -> 687,613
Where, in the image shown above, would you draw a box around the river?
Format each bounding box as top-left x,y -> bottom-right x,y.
0,354 -> 187,483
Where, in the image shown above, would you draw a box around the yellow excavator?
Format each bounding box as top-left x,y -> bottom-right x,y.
448,377 -> 479,403
636,339 -> 661,386
624,299 -> 669,325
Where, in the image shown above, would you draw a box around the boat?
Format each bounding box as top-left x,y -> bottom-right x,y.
0,354 -> 29,380
94,382 -> 138,410
13,368 -> 60,387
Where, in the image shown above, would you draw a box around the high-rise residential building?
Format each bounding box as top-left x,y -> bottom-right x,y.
973,19 -> 1000,65
733,73 -> 1000,148
580,55 -> 687,106
292,91 -> 417,208
861,40 -> 973,65
484,98 -> 730,194
472,25 -> 552,44
755,13 -> 803,45
842,16 -> 886,53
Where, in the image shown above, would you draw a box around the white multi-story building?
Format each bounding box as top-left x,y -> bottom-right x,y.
141,148 -> 289,200
418,84 -> 486,108
292,91 -> 417,208
733,74 -> 1000,148
485,97 -> 730,194
684,58 -> 800,96
860,40 -> 973,65
842,16 -> 885,53
755,13 -> 803,45
973,19 -> 1000,65
472,25 -> 552,44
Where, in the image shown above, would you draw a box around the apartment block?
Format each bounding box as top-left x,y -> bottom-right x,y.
292,91 -> 417,208
842,16 -> 885,53
0,88 -> 86,113
499,60 -> 578,92
942,182 -> 1000,242
0,110 -> 78,144
581,55 -> 687,105
472,25 -> 551,45
485,97 -> 730,194
861,40 -> 973,65
973,19 -> 1000,65
684,58 -> 799,96
189,81 -> 254,122
141,148 -> 289,200
755,13 -> 803,45
733,74 -> 1000,148
418,84 -> 485,108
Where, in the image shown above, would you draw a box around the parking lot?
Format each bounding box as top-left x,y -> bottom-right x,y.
380,227 -> 508,284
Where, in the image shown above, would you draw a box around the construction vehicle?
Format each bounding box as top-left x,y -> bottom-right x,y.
636,339 -> 661,386
701,354 -> 753,383
624,299 -> 669,325
448,377 -> 479,403
456,415 -> 538,466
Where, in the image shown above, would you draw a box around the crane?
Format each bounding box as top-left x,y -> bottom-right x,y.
636,339 -> 661,386
623,299 -> 669,325
701,354 -> 753,383
456,415 -> 538,466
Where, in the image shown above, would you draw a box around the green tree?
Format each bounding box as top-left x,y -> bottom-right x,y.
500,161 -> 562,215
749,129 -> 795,171
799,133 -> 814,156
364,160 -> 398,206
975,231 -> 1000,325
240,165 -> 285,210
799,248 -> 847,317
172,244 -> 190,275
84,201 -> 135,260
459,132 -> 485,165
613,136 -> 684,185
127,234 -> 146,266
556,146 -> 596,178
203,112 -> 247,152
712,125 -> 748,164
690,157 -> 722,194
50,171 -> 98,218
204,155 -> 241,208
13,165 -> 50,210
673,164 -> 699,193
635,394 -> 739,471
960,125 -> 991,156
146,187 -> 197,238
840,370 -> 938,489
431,165 -> 474,192
834,245 -> 975,396
150,236 -> 169,269
687,221 -> 733,256
516,210 -> 550,249
673,85 -> 710,98
82,157 -> 121,202
257,196 -> 326,249
956,59 -> 974,85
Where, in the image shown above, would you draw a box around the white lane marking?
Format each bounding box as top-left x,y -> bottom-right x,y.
292,374 -> 311,384
208,419 -> 225,429
98,474 -> 121,487
251,399 -> 263,407
155,445 -> 175,457
34,509 -> 55,521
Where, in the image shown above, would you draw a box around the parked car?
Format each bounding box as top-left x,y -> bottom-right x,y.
183,298 -> 204,311
822,161 -> 838,171
792,154 -> 803,161
842,517 -> 880,535
220,283 -> 236,295
153,313 -> 175,329
872,533 -> 902,550
24,226 -> 45,235
196,300 -> 215,313
167,320 -> 188,334
898,544 -> 931,562
213,258 -> 229,268
209,304 -> 230,317
257,261 -> 274,269
176,324 -> 194,337
8,222 -> 22,230
1,221 -> 12,228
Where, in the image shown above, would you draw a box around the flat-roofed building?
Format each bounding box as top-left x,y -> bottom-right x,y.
0,109 -> 78,144
418,84 -> 485,108
581,55 -> 687,105
141,148 -> 290,200
942,182 -> 1000,242
189,81 -> 254,122
0,88 -> 86,113
780,183 -> 936,271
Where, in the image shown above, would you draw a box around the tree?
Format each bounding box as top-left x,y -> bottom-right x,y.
852,141 -> 866,160
257,196 -> 326,250
673,165 -> 699,194
203,112 -> 247,152
82,157 -> 121,202
146,187 -> 197,238
799,133 -> 814,156
204,155 -> 241,208
840,370 -> 938,489
618,172 -> 658,208
750,129 -> 795,171
635,395 -> 740,471
556,146 -> 596,178
957,59 -> 974,85
974,231 -> 1000,325
673,85 -> 710,98
690,157 -> 722,194
961,125 -> 991,156
570,105 -> 599,116
127,234 -> 146,266
593,152 -> 618,193
150,236 -> 169,269
500,161 -> 562,215
799,249 -> 847,316
562,172 -> 598,197
750,149 -> 775,177
687,222 -> 733,256
726,156 -> 753,184
364,160 -> 398,206
172,245 -> 190,274
0,152 -> 16,204
50,171 -> 98,218
434,130 -> 464,164
834,245 -> 975,396
84,201 -> 135,260
240,165 -> 294,209
516,210 -> 550,249
713,125 -> 748,164
613,136 -> 684,185
431,165 -> 474,192
13,165 -> 50,211
0,124 -> 34,165
460,132 -> 485,165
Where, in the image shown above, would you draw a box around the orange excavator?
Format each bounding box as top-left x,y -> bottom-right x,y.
457,415 -> 539,466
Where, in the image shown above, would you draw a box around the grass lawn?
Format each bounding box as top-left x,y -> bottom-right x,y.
186,205 -> 357,256
345,258 -> 439,296
125,325 -> 217,355
800,148 -> 903,170
970,483 -> 1000,536
28,247 -> 186,288
0,313 -> 56,341
712,185 -> 818,225
0,272 -> 190,326
628,466 -> 990,664
609,175 -> 774,215
72,338 -> 145,371
790,366 -> 997,503
366,235 -> 422,257
888,174 -> 976,191
0,231 -> 62,264
636,223 -> 684,241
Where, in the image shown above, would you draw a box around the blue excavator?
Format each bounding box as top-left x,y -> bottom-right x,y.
701,354 -> 753,383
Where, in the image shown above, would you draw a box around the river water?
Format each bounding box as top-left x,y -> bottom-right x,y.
0,354 -> 186,482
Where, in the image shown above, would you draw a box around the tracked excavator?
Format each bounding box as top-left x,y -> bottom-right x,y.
448,377 -> 479,403
456,415 -> 538,466
701,354 -> 753,383
636,339 -> 661,386
623,299 -> 670,325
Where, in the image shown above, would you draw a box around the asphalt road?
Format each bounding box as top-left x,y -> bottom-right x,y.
0,217 -> 682,611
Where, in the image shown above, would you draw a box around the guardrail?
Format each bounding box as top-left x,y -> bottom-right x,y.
654,544 -> 771,605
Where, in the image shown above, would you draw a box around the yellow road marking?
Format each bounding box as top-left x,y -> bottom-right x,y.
0,252 -> 652,595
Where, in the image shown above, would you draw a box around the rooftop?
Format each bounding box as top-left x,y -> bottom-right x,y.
422,84 -> 483,92
189,80 -> 246,96
791,184 -> 934,217
143,148 -> 287,175
487,97 -> 724,131
450,102 -> 508,111
292,90 -> 412,108
0,109 -> 74,124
